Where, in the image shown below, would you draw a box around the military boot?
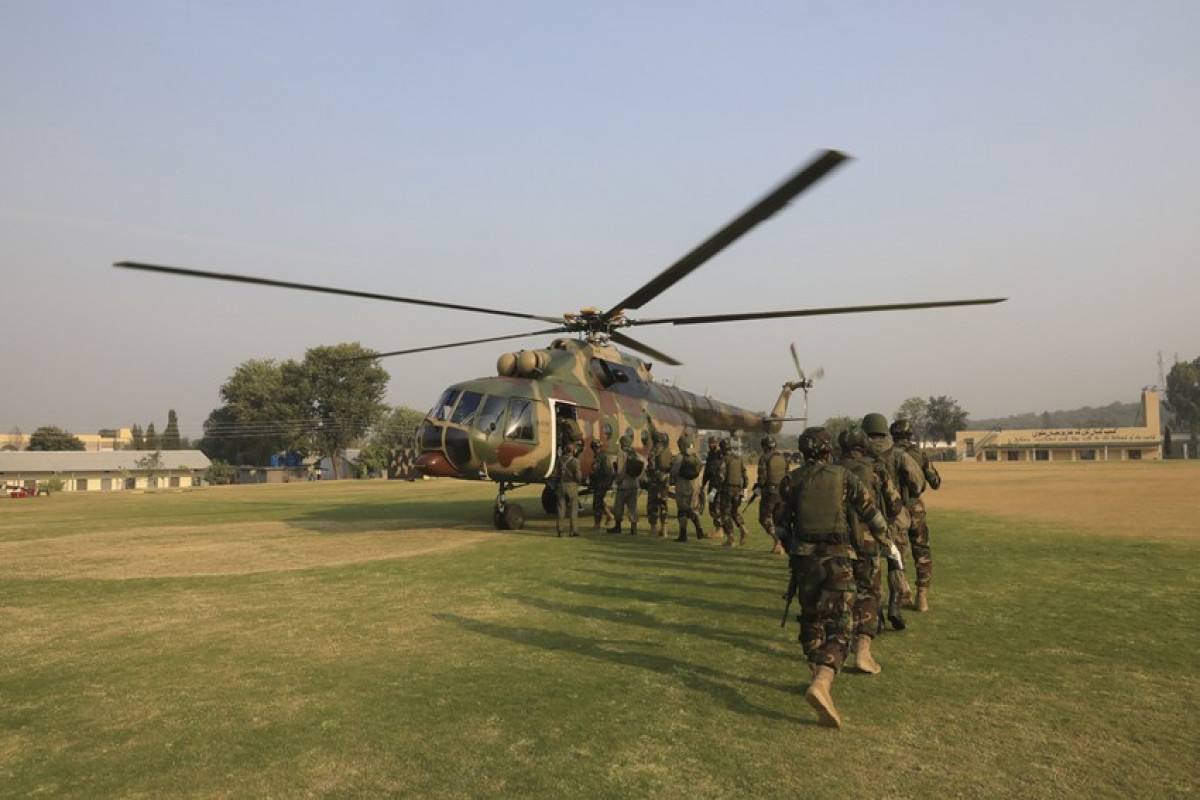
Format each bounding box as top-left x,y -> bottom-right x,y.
607,522 -> 622,534
805,666 -> 842,728
675,520 -> 688,542
916,587 -> 929,612
852,635 -> 881,675
887,571 -> 907,630
630,523 -> 638,536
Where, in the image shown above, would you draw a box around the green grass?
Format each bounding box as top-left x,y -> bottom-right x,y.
2,479 -> 1198,798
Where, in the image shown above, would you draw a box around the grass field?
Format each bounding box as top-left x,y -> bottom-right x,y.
2,463 -> 1198,798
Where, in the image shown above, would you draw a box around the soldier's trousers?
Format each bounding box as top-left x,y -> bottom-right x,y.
556,486 -> 579,533
907,499 -> 932,587
792,549 -> 856,672
758,489 -> 780,541
674,482 -> 702,535
853,542 -> 882,638
718,488 -> 745,536
613,488 -> 639,527
592,486 -> 612,524
646,480 -> 669,525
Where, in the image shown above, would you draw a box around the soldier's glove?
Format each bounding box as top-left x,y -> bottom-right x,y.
707,489 -> 717,504
887,542 -> 905,571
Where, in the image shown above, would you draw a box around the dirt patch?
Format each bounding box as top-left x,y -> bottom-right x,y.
0,519 -> 496,580
931,461 -> 1200,543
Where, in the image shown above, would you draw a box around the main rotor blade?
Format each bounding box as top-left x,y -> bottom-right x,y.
114,261 -> 563,324
630,297 -> 1007,327
345,328 -> 568,360
604,149 -> 850,318
790,342 -> 805,381
609,331 -> 683,366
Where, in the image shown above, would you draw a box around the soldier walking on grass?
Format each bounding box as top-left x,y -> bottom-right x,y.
716,438 -> 749,546
608,434 -> 644,535
556,440 -> 583,537
588,439 -> 616,530
702,437 -> 724,539
756,435 -> 790,554
782,427 -> 890,728
646,431 -> 673,537
890,418 -> 942,611
862,412 -> 925,631
670,434 -> 706,541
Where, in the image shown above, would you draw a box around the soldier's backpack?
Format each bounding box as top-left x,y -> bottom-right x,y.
624,453 -> 645,478
794,464 -> 850,544
679,454 -> 701,480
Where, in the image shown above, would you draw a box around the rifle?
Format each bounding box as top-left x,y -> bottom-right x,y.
742,484 -> 761,512
780,568 -> 799,627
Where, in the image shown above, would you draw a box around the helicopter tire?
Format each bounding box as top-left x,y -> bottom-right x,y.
541,485 -> 558,515
503,503 -> 525,530
493,507 -> 507,530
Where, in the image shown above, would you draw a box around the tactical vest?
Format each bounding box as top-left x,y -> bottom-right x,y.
678,453 -> 701,480
722,453 -> 745,488
764,451 -> 788,488
655,447 -> 673,474
591,456 -> 614,489
793,465 -> 850,544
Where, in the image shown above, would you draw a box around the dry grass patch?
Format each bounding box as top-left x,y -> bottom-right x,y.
931,460 -> 1200,542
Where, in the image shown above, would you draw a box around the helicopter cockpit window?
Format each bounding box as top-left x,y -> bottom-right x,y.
505,398 -> 536,441
429,389 -> 460,422
451,391 -> 482,426
475,395 -> 507,432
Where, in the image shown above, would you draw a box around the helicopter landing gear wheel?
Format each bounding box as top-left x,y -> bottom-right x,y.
499,502 -> 524,530
541,485 -> 558,515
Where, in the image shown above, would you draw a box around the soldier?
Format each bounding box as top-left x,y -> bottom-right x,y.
716,438 -> 749,547
836,426 -> 903,674
608,434 -> 644,535
702,437 -> 725,539
756,435 -> 790,554
588,439 -> 616,531
645,431 -> 673,537
670,434 -> 706,541
555,440 -> 583,537
862,412 -> 925,631
782,427 -> 889,728
890,419 -> 942,611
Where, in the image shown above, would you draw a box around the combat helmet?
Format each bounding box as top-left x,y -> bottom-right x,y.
798,427 -> 834,462
862,412 -> 889,437
889,418 -> 914,441
718,438 -> 730,452
677,434 -> 693,451
654,431 -> 669,445
840,425 -> 869,455
590,439 -> 604,451
619,433 -> 633,450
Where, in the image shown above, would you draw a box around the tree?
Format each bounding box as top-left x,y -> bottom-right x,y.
821,415 -> 860,446
287,343 -> 389,479
27,426 -> 86,451
135,450 -> 164,489
144,422 -> 160,451
894,397 -> 930,444
130,424 -> 145,450
3,427 -> 21,452
162,409 -> 183,450
925,396 -> 969,446
1165,357 -> 1200,458
362,406 -> 426,478
199,359 -> 302,466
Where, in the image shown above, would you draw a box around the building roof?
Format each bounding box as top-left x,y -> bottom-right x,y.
0,450 -> 211,473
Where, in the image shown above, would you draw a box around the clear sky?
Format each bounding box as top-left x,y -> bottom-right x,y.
3,1 -> 1198,442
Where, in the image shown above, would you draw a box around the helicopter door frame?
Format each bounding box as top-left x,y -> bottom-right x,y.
547,400 -> 577,480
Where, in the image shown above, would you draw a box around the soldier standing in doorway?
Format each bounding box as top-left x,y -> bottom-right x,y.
556,440 -> 583,537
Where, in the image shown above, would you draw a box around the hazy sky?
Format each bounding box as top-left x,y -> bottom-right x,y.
3,1 -> 1198,441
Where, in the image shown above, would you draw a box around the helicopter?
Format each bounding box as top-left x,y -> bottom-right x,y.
115,148 -> 1005,529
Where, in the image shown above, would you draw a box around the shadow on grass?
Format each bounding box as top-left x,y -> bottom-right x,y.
543,579 -> 769,618
576,567 -> 789,601
504,592 -> 786,654
437,613 -> 810,724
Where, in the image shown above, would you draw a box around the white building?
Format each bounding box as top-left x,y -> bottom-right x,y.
0,450 -> 211,493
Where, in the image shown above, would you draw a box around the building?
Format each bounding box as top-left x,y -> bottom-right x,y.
955,389 -> 1162,463
0,450 -> 211,493
2,428 -> 134,452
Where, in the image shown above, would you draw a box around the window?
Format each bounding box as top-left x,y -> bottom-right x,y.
428,389 -> 460,421
985,451 -> 998,461
476,395 -> 507,433
1035,450 -> 1050,461
75,478 -> 89,491
170,476 -> 181,487
1006,451 -> 1020,461
505,398 -> 535,441
451,391 -> 482,426
1080,449 -> 1096,461
1129,450 -> 1142,460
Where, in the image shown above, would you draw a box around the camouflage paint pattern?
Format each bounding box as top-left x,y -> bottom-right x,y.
414,338 -> 800,488
790,548 -> 857,672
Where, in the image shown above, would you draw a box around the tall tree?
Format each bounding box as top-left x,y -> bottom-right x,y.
287,343 -> 389,478
1165,357 -> 1200,458
821,415 -> 860,447
162,409 -> 183,450
199,358 -> 300,466
925,396 -> 969,446
130,423 -> 145,450
894,397 -> 930,444
144,422 -> 160,451
27,426 -> 86,451
3,427 -> 21,452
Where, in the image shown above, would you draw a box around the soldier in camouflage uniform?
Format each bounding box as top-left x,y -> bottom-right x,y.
701,437 -> 724,539
890,419 -> 942,611
645,431 -> 673,537
782,427 -> 889,728
670,434 -> 706,541
862,412 -> 925,631
608,434 -> 644,535
589,439 -> 616,530
756,435 -> 790,554
836,426 -> 903,674
555,440 -> 583,537
716,438 -> 749,547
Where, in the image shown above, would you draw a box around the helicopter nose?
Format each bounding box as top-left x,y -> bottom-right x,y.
416,451 -> 458,478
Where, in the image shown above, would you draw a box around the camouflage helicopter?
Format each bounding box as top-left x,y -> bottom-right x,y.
115,149 -> 1004,529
